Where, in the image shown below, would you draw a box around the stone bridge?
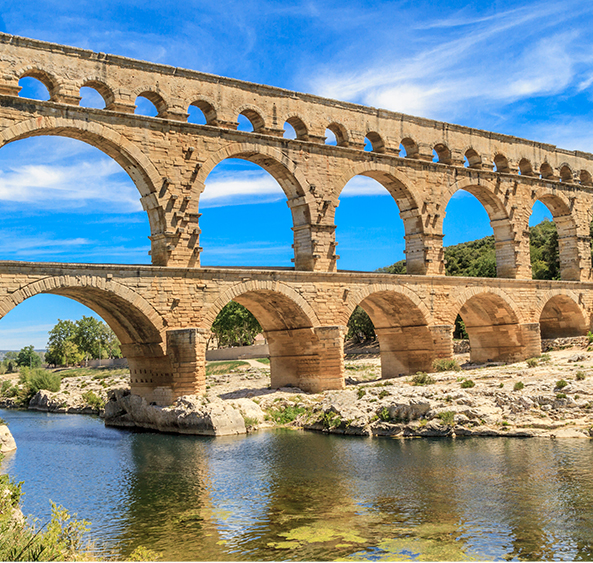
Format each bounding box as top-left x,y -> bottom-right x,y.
0,34 -> 592,404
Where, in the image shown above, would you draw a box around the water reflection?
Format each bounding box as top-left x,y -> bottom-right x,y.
2,409 -> 593,561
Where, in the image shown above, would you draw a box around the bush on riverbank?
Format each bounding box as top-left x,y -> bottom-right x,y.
15,368 -> 61,406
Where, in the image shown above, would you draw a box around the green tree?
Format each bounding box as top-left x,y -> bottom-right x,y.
346,306 -> 376,342
46,319 -> 78,366
211,302 -> 262,347
16,345 -> 42,368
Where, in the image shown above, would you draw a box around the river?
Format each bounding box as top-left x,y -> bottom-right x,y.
1,409 -> 593,561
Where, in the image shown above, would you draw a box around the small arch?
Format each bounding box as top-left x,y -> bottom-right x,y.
580,170 -> 593,186
493,153 -> 510,173
18,68 -> 56,101
518,158 -> 534,176
189,99 -> 217,125
365,131 -> 385,153
539,294 -> 587,339
238,108 -> 265,132
559,164 -> 574,183
400,138 -> 418,159
465,148 -> 481,168
325,122 -> 348,147
80,80 -> 114,109
285,116 -> 308,140
433,143 -> 452,164
540,162 -> 555,179
135,91 -> 168,117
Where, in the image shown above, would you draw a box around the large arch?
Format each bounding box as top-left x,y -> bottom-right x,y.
537,292 -> 587,339
195,143 -> 316,270
446,178 -> 518,278
448,288 -> 537,363
0,116 -> 167,262
530,189 -> 581,281
205,281 -> 343,392
350,288 -> 434,378
336,163 -> 428,274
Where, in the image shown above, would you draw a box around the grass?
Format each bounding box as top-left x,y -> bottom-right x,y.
555,379 -> 569,389
526,358 -> 538,368
576,371 -> 586,381
205,360 -> 249,376
432,359 -> 461,372
56,367 -> 129,378
254,357 -> 270,365
81,390 -> 105,410
357,388 -> 366,400
411,372 -> 435,386
266,405 -> 307,425
437,411 -> 455,425
513,381 -> 525,391
460,379 -> 475,388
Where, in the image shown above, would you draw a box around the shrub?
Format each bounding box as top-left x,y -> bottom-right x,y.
460,379 -> 475,388
432,359 -> 461,372
576,371 -> 586,381
526,358 -> 538,368
556,393 -> 567,399
555,379 -> 568,390
499,382 -> 504,388
412,372 -> 435,386
378,390 -> 389,399
378,407 -> 390,422
437,411 -> 455,425
539,353 -> 551,362
588,331 -> 593,343
242,416 -> 258,427
0,380 -> 11,396
267,405 -> 306,425
513,381 -> 524,391
357,388 -> 366,400
81,391 -> 105,410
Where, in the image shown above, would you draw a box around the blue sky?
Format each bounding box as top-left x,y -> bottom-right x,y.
0,0 -> 589,348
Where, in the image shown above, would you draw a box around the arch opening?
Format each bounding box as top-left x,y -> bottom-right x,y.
539,295 -> 587,340
433,143 -> 452,164
0,136 -> 152,264
135,92 -> 166,117
284,116 -> 308,140
335,174 -> 407,272
238,109 -> 264,132
18,75 -> 51,101
465,149 -> 481,169
79,81 -> 113,109
519,158 -> 534,176
365,132 -> 385,153
188,100 -> 216,125
355,291 -> 434,378
456,292 -> 527,364
325,123 -> 348,147
400,138 -> 418,159
199,158 -> 294,267
529,196 -> 579,281
560,165 -> 574,183
443,188 -> 506,278
540,162 -> 555,180
493,154 -> 510,173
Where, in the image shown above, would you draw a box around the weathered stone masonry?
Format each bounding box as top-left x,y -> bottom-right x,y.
0,35 -> 592,404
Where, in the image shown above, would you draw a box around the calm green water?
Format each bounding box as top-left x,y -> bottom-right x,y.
2,409 -> 593,561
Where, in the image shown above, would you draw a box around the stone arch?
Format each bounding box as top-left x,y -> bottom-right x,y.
580,170 -> 593,186
400,137 -> 419,158
237,105 -> 266,132
493,153 -> 510,173
204,281 -> 341,392
519,158 -> 534,176
17,66 -> 59,99
204,280 -> 320,329
352,288 -> 435,378
464,147 -> 482,168
0,116 -> 166,262
559,163 -> 574,183
196,142 -> 309,201
536,291 -> 587,339
365,131 -> 385,153
531,189 -> 580,280
0,275 -> 166,351
433,142 -> 452,164
186,96 -> 218,125
540,162 -> 555,180
446,177 -> 517,278
135,90 -> 168,116
326,122 -> 349,147
79,78 -> 115,108
284,115 -> 309,140
448,288 -> 534,363
336,162 -> 426,273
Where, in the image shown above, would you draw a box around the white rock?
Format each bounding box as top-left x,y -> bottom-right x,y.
0,424 -> 16,453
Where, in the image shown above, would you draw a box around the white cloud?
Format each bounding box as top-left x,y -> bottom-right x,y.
201,173 -> 284,207
341,176 -> 393,197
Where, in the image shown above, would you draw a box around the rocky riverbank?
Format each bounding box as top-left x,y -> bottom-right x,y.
3,343 -> 593,439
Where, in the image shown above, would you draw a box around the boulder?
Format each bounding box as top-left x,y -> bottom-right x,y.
0,424 -> 16,453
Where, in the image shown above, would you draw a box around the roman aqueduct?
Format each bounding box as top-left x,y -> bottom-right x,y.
0,33 -> 592,404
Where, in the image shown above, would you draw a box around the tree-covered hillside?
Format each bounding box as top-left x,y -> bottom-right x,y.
378,219 -> 563,280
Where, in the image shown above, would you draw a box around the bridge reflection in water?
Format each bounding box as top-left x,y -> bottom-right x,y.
1,34 -> 592,404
